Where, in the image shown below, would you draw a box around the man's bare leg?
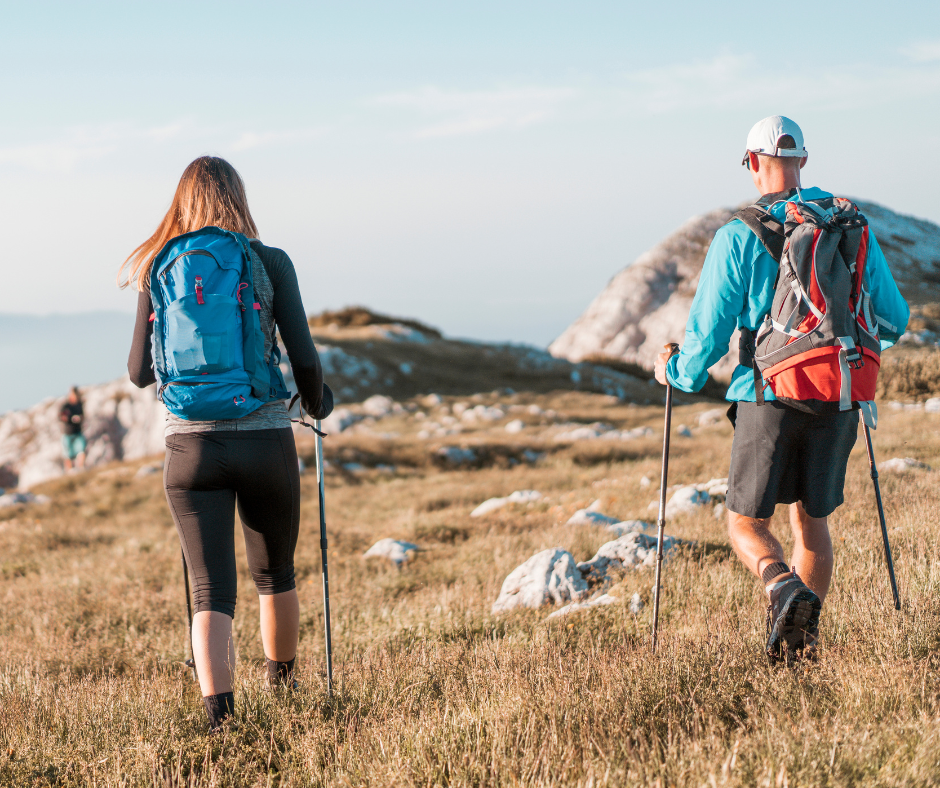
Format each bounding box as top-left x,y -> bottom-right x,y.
788,502 -> 833,604
727,510 -> 789,583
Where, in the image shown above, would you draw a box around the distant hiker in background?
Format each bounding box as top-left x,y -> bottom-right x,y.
654,116 -> 909,664
59,386 -> 86,472
119,156 -> 333,732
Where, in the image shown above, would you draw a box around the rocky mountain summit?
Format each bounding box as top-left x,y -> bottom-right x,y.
549,199 -> 940,374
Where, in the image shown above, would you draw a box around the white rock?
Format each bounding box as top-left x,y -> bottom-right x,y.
471,490 -> 542,517
880,457 -> 932,473
606,520 -> 653,537
713,503 -> 725,520
362,395 -> 395,418
700,478 -> 729,498
567,502 -> 621,527
492,548 -> 589,613
460,405 -> 505,424
320,408 -> 361,434
697,408 -> 726,427
422,394 -> 443,407
665,485 -> 711,518
640,475 -> 652,488
505,419 -> 525,434
546,593 -> 618,620
363,538 -> 420,565
926,398 -> 940,414
577,531 -> 679,583
629,592 -> 644,614
677,425 -> 693,438
527,404 -> 544,415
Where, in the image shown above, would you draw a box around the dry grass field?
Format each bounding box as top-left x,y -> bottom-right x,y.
1,388 -> 939,787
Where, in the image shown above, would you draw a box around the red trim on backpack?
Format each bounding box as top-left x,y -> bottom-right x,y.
764,345 -> 880,403
195,276 -> 205,305
149,312 -> 155,322
237,283 -> 249,311
791,229 -> 827,341
854,226 -> 872,332
253,303 -> 261,310
785,202 -> 805,224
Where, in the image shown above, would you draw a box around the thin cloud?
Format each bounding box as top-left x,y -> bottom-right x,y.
372,86 -> 578,138
229,127 -> 330,152
0,122 -> 187,173
904,40 -> 940,63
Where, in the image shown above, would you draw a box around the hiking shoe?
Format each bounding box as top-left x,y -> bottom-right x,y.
765,574 -> 821,666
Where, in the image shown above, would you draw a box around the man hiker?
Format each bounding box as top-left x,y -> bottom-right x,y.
654,115 -> 909,663
59,386 -> 87,472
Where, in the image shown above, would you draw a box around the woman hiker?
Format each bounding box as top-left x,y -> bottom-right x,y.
119,156 -> 332,731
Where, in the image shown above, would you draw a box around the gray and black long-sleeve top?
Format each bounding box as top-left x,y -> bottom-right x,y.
127,240 -> 324,437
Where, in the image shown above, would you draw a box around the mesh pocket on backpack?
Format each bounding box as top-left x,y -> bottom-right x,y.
165,294 -> 242,376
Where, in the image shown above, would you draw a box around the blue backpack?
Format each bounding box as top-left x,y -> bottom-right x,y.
149,226 -> 290,420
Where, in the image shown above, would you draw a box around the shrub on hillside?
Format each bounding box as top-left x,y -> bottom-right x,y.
876,347 -> 940,401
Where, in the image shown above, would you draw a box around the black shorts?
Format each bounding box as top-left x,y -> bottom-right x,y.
164,428 -> 301,617
726,401 -> 859,520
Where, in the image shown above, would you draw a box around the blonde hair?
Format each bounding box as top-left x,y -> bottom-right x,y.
118,156 -> 259,291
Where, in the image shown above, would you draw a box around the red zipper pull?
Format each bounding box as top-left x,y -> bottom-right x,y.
195,276 -> 205,305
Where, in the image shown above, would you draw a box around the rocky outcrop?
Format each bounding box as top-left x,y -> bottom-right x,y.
549,200 -> 940,374
0,377 -> 165,490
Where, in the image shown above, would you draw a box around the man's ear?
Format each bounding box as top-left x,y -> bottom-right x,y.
799,154 -> 808,170
748,151 -> 761,172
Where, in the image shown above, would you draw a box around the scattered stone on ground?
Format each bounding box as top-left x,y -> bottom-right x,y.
362,395 -> 400,418
889,401 -> 926,412
699,478 -> 729,498
422,394 -> 443,407
926,398 -> 940,414
566,500 -> 620,527
470,490 -> 542,518
435,446 -> 477,466
0,492 -> 51,509
460,405 -> 505,424
546,593 -> 618,620
577,531 -> 679,584
880,457 -> 932,473
320,408 -> 362,434
363,538 -> 420,565
697,408 -> 726,427
713,503 -> 725,520
677,425 -> 693,438
665,485 -> 712,518
505,419 -> 525,434
640,475 -> 652,488
629,592 -> 644,614
492,548 -> 589,613
553,423 -> 653,442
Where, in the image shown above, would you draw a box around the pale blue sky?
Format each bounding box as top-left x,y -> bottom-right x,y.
3,1 -> 939,344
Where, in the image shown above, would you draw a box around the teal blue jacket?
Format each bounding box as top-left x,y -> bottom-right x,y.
665,188 -> 910,401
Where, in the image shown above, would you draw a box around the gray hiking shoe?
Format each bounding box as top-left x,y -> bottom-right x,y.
765,574 -> 821,666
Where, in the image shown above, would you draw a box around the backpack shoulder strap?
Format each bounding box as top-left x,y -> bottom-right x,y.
730,206 -> 786,262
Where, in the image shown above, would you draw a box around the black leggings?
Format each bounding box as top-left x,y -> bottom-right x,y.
164,428 -> 301,618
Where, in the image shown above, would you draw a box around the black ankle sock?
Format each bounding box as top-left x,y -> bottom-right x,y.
761,561 -> 791,585
266,657 -> 296,688
203,692 -> 235,730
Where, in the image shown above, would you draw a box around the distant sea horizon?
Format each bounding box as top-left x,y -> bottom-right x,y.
0,311 -> 137,415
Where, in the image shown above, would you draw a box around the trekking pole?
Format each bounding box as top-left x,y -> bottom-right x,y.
314,419 -> 334,696
652,343 -> 680,652
181,550 -> 197,680
862,425 -> 901,611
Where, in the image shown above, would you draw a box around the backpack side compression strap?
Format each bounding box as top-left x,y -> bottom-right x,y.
731,207 -> 785,262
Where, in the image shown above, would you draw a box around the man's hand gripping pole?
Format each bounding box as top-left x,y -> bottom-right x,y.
652,343 -> 680,652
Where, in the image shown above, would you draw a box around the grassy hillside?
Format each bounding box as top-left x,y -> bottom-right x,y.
0,389 -> 939,786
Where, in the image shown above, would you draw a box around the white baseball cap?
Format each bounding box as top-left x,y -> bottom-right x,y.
741,115 -> 807,165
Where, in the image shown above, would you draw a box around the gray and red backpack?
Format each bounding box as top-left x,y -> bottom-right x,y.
735,192 -> 881,429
